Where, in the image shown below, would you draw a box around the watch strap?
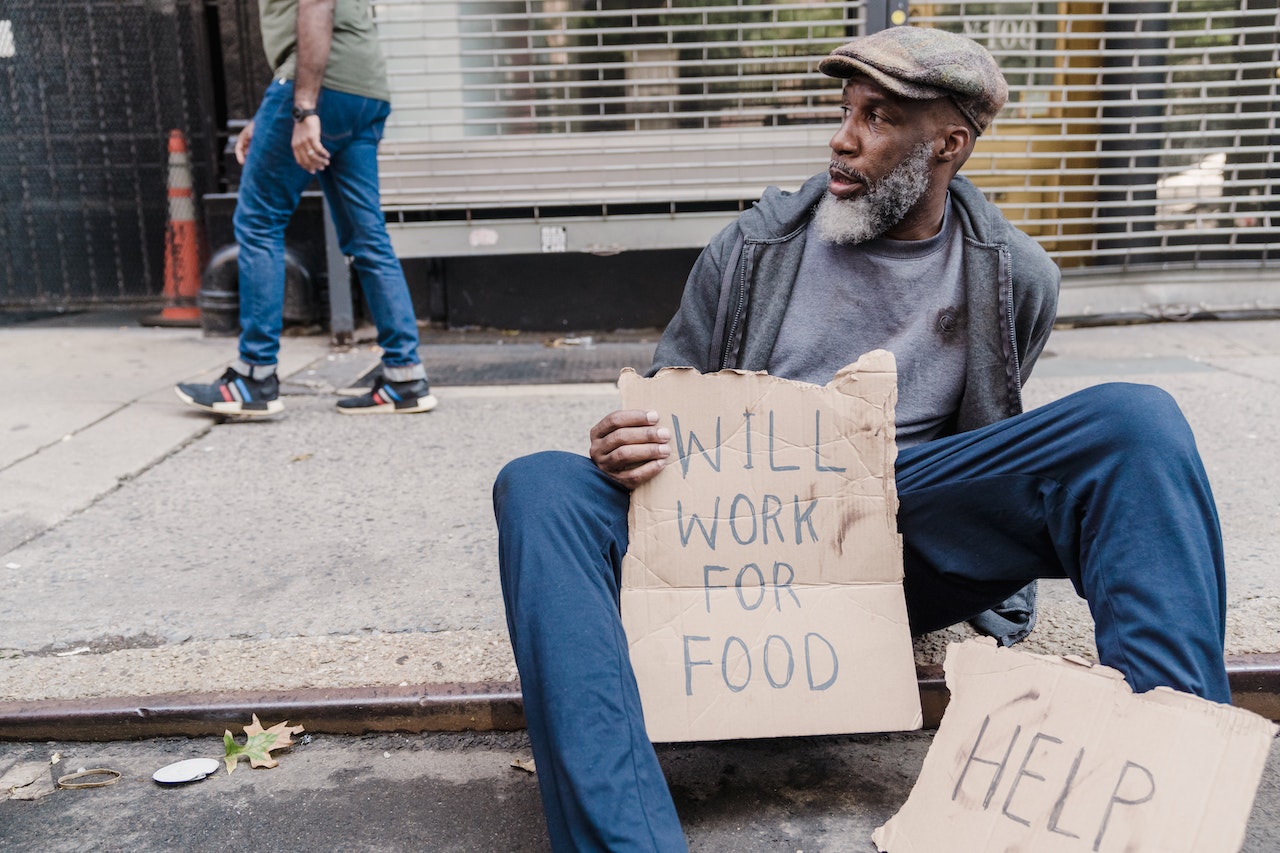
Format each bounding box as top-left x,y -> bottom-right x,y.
292,106 -> 319,123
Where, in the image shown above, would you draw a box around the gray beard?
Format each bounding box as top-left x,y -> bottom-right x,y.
813,142 -> 935,245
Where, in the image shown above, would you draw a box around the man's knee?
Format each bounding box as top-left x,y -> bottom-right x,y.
494,451 -> 590,521
1071,383 -> 1195,456
233,203 -> 291,246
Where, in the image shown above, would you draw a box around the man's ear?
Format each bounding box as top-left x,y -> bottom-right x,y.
936,123 -> 973,163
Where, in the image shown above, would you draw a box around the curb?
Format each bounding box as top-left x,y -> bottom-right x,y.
0,682 -> 524,742
2,658 -> 1278,742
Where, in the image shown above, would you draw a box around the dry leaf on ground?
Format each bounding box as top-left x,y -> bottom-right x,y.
223,714 -> 305,774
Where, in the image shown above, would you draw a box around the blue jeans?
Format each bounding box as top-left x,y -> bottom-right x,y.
494,383 -> 1229,852
234,79 -> 421,368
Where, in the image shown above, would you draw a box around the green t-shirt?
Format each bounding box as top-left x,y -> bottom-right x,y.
258,0 -> 390,103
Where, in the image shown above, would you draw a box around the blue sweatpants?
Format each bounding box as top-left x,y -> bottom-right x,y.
494,383 -> 1229,852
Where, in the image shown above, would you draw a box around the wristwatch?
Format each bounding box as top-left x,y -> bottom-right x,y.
292,106 -> 319,123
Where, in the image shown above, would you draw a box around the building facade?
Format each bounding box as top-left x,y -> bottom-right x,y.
2,0 -> 1277,328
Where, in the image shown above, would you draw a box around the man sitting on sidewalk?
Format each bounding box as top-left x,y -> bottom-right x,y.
494,26 -> 1229,852
176,0 -> 434,417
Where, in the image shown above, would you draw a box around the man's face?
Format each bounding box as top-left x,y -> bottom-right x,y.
817,77 -> 938,245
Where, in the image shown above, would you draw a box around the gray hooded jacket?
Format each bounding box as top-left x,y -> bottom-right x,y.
648,172 -> 1061,643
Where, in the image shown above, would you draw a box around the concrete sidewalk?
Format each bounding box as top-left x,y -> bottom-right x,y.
0,314 -> 1278,723
2,729 -> 1273,852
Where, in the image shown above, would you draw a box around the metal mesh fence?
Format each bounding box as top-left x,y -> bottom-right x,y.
4,1 -> 1277,308
912,0 -> 1280,272
376,0 -> 862,209
0,0 -> 216,309
375,0 -> 1280,278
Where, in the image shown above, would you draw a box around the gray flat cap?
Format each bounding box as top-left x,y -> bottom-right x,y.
818,26 -> 1008,134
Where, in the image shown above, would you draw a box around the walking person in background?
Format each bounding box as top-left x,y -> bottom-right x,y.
177,0 -> 436,417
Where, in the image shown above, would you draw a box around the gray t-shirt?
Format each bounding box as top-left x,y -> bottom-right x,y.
767,204 -> 968,447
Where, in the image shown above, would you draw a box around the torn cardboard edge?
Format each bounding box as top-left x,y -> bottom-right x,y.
619,352 -> 921,743
873,638 -> 1278,853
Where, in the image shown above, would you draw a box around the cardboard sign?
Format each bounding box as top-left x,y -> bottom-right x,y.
619,351 -> 922,743
873,639 -> 1278,853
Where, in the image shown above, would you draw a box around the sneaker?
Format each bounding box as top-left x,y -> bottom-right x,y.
336,376 -> 438,415
175,367 -> 283,416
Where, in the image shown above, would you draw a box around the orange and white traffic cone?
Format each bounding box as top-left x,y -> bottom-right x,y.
142,129 -> 204,327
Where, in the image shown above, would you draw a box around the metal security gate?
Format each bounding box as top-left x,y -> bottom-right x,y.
4,0 -> 1277,317
911,1 -> 1280,315
376,0 -> 1280,316
0,0 -> 216,310
376,0 -> 865,255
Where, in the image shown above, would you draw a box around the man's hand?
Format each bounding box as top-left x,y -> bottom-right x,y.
291,115 -> 330,173
292,0 -> 334,174
234,121 -> 255,165
590,409 -> 671,489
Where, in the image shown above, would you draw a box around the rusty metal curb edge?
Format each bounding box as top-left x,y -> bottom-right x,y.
2,658 -> 1278,742
0,682 -> 526,742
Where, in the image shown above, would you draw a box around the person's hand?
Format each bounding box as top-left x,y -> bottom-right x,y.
590,409 -> 671,489
234,121 -> 254,165
291,115 -> 330,173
